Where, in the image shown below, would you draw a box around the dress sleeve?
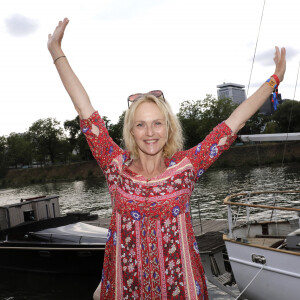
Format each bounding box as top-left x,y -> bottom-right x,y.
80,111 -> 124,171
172,121 -> 237,180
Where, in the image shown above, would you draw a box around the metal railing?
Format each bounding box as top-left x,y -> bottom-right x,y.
224,190 -> 300,239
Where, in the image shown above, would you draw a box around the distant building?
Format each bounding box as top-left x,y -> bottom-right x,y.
217,83 -> 246,104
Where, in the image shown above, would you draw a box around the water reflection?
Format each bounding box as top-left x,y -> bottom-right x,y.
0,164 -> 299,220
189,164 -> 300,219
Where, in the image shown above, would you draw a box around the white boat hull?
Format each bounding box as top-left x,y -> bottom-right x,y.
225,239 -> 300,300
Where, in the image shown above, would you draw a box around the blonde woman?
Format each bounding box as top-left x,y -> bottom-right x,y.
48,18 -> 286,300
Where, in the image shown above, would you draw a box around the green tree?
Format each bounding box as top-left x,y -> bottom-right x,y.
6,133 -> 32,168
201,96 -> 238,135
271,100 -> 300,132
263,120 -> 279,133
108,111 -> 125,147
239,112 -> 269,135
29,118 -> 64,165
56,137 -> 73,164
64,115 -> 93,161
177,95 -> 237,149
0,136 -> 8,177
64,115 -> 80,149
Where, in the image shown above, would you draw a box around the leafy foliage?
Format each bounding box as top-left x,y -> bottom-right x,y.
0,136 -> 8,177
263,120 -> 279,133
6,133 -> 33,167
239,112 -> 269,135
177,95 -> 237,149
108,111 -> 125,147
64,116 -> 93,161
0,97 -> 299,171
272,100 -> 300,132
28,118 -> 63,164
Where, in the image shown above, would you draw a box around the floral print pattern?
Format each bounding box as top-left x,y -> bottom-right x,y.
80,111 -> 237,299
209,143 -> 218,158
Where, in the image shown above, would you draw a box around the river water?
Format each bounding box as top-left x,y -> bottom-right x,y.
1,164 -> 299,219
0,164 -> 299,299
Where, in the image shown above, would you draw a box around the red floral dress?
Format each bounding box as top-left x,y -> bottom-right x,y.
80,111 -> 237,300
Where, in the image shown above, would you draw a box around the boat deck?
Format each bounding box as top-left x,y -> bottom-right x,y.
246,237 -> 284,248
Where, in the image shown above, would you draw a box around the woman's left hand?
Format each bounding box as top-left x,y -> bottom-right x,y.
273,46 -> 286,83
47,18 -> 69,53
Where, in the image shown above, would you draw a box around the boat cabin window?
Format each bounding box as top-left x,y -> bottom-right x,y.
23,210 -> 35,222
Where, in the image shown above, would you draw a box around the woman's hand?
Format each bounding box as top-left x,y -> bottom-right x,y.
225,46 -> 287,134
47,18 -> 69,52
47,18 -> 95,119
273,46 -> 286,83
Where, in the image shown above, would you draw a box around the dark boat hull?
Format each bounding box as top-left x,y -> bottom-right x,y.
0,242 -> 105,274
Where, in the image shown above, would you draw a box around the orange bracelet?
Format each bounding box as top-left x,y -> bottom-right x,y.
266,77 -> 278,89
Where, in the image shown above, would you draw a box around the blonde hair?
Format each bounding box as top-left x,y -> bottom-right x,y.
123,94 -> 184,159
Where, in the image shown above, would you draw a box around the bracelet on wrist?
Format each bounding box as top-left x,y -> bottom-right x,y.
266,75 -> 280,111
271,74 -> 280,86
53,55 -> 66,64
266,77 -> 278,89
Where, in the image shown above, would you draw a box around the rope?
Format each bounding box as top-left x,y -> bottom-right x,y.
234,264 -> 266,300
246,0 -> 266,97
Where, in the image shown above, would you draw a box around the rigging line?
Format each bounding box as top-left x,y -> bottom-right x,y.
249,0 -> 266,193
281,59 -> 300,166
271,60 -> 300,212
270,61 -> 300,216
271,59 -> 300,212
228,1 -> 266,198
246,0 -> 266,97
235,264 -> 265,300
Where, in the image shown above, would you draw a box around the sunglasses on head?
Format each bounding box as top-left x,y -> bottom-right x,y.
127,90 -> 165,108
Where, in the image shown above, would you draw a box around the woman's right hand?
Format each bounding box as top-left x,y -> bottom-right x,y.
273,46 -> 286,83
47,18 -> 69,53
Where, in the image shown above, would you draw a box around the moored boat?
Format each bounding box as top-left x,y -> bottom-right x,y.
223,190 -> 300,300
0,195 -> 107,274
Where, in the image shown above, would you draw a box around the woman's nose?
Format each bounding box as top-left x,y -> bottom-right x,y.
146,125 -> 154,136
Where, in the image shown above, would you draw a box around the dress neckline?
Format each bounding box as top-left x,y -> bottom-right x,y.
124,157 -> 170,181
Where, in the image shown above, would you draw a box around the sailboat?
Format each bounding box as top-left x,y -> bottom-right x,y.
223,190 -> 300,300
219,0 -> 300,295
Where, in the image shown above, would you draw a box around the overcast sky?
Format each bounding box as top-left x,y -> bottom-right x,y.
1,0 -> 300,136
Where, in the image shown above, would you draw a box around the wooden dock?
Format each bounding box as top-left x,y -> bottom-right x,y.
84,217 -> 229,236
192,219 -> 228,236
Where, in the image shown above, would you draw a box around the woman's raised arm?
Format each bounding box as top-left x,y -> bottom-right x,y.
47,18 -> 95,119
225,46 -> 286,134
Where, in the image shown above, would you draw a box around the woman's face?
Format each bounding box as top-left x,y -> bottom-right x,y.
131,101 -> 167,158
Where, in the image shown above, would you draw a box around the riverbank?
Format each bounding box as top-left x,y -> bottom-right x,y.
214,141 -> 300,168
0,161 -> 103,188
0,142 -> 299,188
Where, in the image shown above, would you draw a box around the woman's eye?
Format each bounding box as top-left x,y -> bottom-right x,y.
155,122 -> 162,126
137,123 -> 143,127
